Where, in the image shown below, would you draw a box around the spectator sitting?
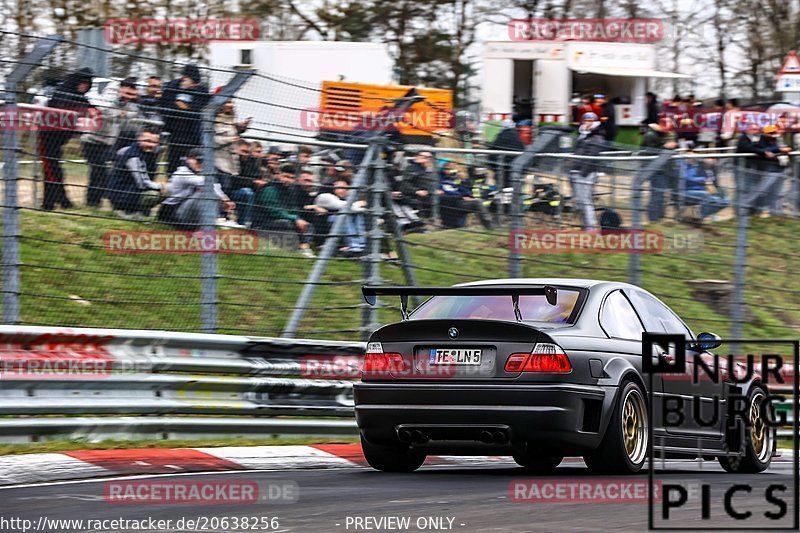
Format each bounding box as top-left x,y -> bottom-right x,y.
679,145 -> 729,223
107,126 -> 165,219
254,163 -> 316,257
314,179 -> 367,254
396,151 -> 436,219
157,148 -> 235,229
293,170 -> 328,245
223,140 -> 257,227
264,149 -> 282,180
81,76 -> 143,207
438,161 -> 493,230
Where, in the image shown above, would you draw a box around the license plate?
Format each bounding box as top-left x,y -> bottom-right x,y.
429,348 -> 482,365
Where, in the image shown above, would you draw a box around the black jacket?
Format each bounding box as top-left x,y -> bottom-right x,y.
736,134 -> 761,171
573,128 -> 606,176
602,102 -> 617,141
41,69 -> 94,148
160,78 -> 211,144
753,136 -> 784,173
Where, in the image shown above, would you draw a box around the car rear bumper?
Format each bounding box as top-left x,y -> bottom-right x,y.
354,382 -> 616,454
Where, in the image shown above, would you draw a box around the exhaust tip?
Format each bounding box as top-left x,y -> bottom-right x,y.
397,429 -> 412,443
479,430 -> 494,444
492,430 -> 508,445
411,430 -> 429,444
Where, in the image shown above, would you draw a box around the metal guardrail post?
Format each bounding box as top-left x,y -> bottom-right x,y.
3,35 -> 63,324
508,126 -> 571,278
282,143 -> 379,338
627,151 -> 673,286
200,70 -> 254,333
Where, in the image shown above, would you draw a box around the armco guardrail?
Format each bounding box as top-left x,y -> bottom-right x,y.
0,326 -> 363,442
0,326 -> 794,443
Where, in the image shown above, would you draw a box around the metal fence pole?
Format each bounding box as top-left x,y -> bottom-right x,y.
282,144 -> 378,338
730,166 -> 753,343
628,151 -> 672,286
3,35 -> 63,324
200,70 -> 254,333
362,139 -> 386,336
508,126 -> 571,277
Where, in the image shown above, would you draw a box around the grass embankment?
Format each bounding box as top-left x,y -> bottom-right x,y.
15,208 -> 800,340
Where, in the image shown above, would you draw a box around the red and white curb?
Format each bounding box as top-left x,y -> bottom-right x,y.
0,444 -> 520,486
0,445 -> 793,487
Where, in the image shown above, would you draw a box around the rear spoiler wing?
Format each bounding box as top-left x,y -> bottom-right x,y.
361,285 -> 558,321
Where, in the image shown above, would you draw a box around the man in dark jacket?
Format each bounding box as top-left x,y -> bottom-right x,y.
753,125 -> 792,217
107,127 -> 164,218
255,163 -> 316,257
570,113 -> 606,230
595,94 -> 617,142
641,122 -> 678,222
160,64 -> 210,174
489,119 -> 525,191
38,67 -> 96,210
735,122 -> 763,214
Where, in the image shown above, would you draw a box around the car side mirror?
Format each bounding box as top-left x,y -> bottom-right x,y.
696,332 -> 722,351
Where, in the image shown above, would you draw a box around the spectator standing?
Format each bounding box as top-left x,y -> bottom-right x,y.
157,148 -> 234,229
754,125 -> 792,218
160,64 -> 210,174
81,77 -> 143,207
38,67 -> 96,210
719,98 -> 742,147
640,121 -> 678,222
736,122 -> 763,214
213,89 -> 250,194
139,76 -> 163,119
594,94 -> 617,142
642,92 -> 659,128
570,113 -> 606,230
489,119 -> 525,190
107,127 -> 164,218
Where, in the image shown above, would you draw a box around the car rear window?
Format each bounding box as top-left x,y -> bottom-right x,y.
409,289 -> 583,324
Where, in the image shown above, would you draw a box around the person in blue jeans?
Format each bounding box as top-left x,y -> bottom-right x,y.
680,150 -> 730,221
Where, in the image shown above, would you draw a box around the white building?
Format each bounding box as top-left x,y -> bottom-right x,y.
481,41 -> 687,126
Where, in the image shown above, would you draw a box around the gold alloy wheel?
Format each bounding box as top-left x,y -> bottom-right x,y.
750,390 -> 772,463
622,388 -> 648,465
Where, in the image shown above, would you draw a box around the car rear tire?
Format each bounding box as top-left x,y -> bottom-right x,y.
584,380 -> 648,474
718,386 -> 774,473
360,435 -> 426,473
513,451 -> 563,474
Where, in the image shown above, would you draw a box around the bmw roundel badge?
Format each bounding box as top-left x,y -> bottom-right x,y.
448,327 -> 459,338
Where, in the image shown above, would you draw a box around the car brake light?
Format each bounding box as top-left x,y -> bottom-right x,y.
362,342 -> 406,376
505,343 -> 572,373
504,353 -> 529,372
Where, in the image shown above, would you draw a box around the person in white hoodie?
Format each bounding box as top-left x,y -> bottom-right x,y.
314,179 -> 367,253
157,148 -> 234,229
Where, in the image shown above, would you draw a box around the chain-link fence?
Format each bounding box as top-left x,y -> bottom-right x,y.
3,32 -> 800,341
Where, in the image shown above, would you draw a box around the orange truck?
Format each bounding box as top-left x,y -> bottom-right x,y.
317,81 -> 454,144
